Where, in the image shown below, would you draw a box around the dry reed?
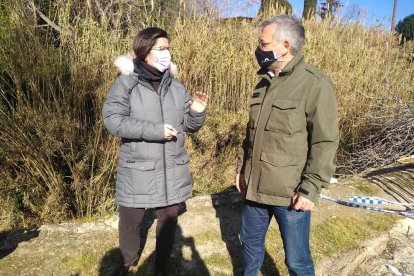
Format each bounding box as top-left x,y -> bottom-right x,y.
0,1 -> 413,227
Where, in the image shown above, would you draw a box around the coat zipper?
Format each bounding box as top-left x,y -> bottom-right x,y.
159,94 -> 168,204
136,74 -> 169,204
157,76 -> 169,204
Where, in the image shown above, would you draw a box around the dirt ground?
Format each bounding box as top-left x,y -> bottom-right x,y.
1,164 -> 413,276
318,218 -> 414,276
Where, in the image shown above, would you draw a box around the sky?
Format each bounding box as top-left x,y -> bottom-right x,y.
224,0 -> 414,29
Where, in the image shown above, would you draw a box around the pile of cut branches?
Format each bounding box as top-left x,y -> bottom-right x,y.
339,100 -> 414,173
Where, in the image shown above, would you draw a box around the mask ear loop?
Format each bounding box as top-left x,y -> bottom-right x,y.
272,45 -> 289,63
275,40 -> 290,62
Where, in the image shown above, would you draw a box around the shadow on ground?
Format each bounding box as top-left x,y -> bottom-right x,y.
0,229 -> 39,260
364,164 -> 414,211
212,186 -> 280,276
98,203 -> 209,275
98,187 -> 281,275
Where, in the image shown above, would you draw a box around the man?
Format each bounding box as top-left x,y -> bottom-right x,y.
236,15 -> 339,276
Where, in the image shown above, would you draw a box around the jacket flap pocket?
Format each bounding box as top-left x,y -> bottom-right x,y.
250,97 -> 263,106
174,154 -> 191,165
122,160 -> 156,171
260,152 -> 298,166
272,99 -> 298,110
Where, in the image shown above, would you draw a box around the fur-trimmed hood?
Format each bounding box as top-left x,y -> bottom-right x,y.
114,51 -> 178,76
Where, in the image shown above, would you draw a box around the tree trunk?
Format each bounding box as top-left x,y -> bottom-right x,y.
391,0 -> 398,32
302,0 -> 317,20
260,0 -> 292,14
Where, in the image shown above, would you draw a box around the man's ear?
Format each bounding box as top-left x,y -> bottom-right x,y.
282,40 -> 290,50
282,40 -> 291,56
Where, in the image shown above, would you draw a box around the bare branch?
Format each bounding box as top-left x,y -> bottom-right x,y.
33,7 -> 62,33
339,100 -> 414,173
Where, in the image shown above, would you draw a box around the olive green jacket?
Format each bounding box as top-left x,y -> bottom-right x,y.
237,53 -> 339,206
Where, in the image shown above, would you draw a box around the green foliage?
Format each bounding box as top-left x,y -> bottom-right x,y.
0,5 -> 10,40
319,0 -> 343,19
64,252 -> 99,273
310,214 -> 398,260
396,14 -> 414,40
303,0 -> 317,20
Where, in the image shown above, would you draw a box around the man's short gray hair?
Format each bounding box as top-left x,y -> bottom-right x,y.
260,15 -> 305,55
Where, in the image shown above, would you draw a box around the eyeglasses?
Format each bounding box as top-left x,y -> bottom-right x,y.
151,46 -> 170,51
258,39 -> 274,48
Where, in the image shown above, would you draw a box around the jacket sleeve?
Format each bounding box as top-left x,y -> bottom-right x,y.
236,126 -> 249,174
298,76 -> 340,202
102,77 -> 165,141
183,91 -> 207,133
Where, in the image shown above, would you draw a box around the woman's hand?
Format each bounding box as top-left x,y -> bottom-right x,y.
189,92 -> 208,113
164,124 -> 177,141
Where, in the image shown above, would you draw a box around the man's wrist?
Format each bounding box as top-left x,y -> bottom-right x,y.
297,185 -> 319,203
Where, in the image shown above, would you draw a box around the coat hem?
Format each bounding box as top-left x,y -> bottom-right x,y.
245,193 -> 292,207
116,194 -> 192,208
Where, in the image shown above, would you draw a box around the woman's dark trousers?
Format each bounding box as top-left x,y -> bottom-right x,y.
118,204 -> 179,275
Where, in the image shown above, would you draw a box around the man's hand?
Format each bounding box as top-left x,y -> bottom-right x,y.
189,92 -> 208,113
164,124 -> 177,141
291,194 -> 315,211
235,174 -> 246,193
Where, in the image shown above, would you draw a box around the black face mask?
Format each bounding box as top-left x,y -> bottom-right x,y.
255,46 -> 277,69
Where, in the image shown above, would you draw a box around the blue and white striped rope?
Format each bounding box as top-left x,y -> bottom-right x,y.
348,196 -> 414,206
320,194 -> 414,219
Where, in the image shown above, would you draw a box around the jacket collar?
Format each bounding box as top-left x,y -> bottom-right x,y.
279,52 -> 304,76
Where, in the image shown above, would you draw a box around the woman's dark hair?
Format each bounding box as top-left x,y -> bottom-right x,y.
133,27 -> 169,61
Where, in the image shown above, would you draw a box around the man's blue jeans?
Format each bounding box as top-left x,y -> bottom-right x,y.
240,200 -> 314,276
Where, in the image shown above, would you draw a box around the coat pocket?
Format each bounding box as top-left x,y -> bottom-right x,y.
122,160 -> 157,195
265,99 -> 299,135
258,152 -> 301,198
173,154 -> 191,189
248,97 -> 264,129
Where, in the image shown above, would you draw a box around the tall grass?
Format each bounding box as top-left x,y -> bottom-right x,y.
0,1 -> 413,228
0,1 -> 129,227
304,18 -> 414,144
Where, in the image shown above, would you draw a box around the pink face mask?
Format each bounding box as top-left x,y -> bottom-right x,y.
151,50 -> 171,72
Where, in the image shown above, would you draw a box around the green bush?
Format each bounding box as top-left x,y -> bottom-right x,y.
396,14 -> 414,40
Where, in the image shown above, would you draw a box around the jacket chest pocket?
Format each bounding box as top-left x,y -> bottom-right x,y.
248,97 -> 264,129
265,99 -> 299,135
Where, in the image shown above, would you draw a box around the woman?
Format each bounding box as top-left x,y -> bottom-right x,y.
102,27 -> 208,275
